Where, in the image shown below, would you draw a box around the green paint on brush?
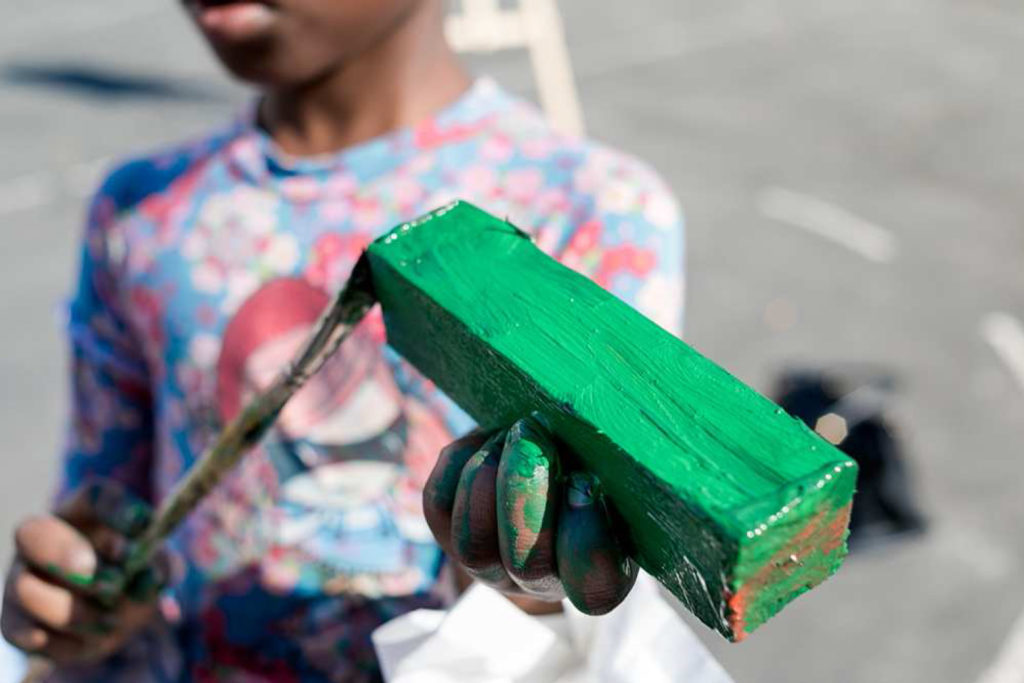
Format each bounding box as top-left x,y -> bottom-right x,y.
362,201 -> 858,641
92,566 -> 129,607
84,481 -> 153,536
126,565 -> 164,603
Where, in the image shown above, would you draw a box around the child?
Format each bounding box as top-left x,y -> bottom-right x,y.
1,0 -> 684,680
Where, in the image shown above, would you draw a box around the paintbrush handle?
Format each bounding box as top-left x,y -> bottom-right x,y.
122,374 -> 292,577
124,263 -> 376,578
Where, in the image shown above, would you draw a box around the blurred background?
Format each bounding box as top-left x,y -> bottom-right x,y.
2,0 -> 1024,681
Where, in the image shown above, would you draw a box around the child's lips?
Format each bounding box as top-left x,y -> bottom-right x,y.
189,0 -> 278,41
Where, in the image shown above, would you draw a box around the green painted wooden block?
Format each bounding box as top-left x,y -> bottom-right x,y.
363,201 -> 857,641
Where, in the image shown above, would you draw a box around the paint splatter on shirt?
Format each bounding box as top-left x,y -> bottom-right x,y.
58,79 -> 685,681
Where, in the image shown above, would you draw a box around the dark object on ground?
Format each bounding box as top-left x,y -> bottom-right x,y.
3,63 -> 223,102
774,366 -> 926,549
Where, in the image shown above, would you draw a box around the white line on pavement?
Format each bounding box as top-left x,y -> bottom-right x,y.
757,187 -> 899,263
975,313 -> 1024,682
974,607 -> 1024,683
0,157 -> 111,217
981,312 -> 1024,395
0,173 -> 58,216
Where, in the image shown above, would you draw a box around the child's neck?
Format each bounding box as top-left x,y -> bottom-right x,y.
260,4 -> 470,158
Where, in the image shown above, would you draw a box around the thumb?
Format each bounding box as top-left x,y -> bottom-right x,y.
15,516 -> 99,590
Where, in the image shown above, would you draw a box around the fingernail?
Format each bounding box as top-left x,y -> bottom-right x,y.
64,548 -> 98,582
566,473 -> 597,508
506,419 -> 556,473
511,417 -> 554,451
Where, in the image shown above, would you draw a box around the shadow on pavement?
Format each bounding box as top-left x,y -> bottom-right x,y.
3,62 -> 225,102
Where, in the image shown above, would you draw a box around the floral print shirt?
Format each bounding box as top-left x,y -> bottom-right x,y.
59,79 -> 685,682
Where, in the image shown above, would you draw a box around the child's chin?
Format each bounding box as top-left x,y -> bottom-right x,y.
207,39 -> 303,88
199,23 -> 322,88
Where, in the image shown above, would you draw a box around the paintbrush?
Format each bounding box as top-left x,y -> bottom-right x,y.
22,263 -> 376,682
121,261 -> 376,582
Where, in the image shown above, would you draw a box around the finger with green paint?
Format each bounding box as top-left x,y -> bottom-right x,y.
449,432 -> 522,592
556,473 -> 638,615
422,429 -> 491,557
1,479 -> 168,665
495,418 -> 562,598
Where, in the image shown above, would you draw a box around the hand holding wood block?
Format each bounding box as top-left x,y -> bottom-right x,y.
364,201 -> 858,641
423,418 -> 638,615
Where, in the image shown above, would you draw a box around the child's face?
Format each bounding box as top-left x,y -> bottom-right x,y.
183,0 -> 426,86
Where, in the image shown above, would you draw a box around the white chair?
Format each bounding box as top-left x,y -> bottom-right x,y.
446,0 -> 585,136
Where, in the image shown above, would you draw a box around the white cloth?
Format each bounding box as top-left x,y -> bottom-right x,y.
372,572 -> 734,683
0,639 -> 27,683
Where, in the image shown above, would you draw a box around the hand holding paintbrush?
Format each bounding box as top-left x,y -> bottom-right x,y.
3,264 -> 377,676
2,480 -> 167,668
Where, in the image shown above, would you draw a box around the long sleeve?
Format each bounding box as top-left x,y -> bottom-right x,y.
59,181 -> 155,503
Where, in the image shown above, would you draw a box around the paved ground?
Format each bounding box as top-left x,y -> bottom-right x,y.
2,1 -> 1024,681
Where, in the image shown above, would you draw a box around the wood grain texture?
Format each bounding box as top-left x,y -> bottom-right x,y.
364,201 -> 857,641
